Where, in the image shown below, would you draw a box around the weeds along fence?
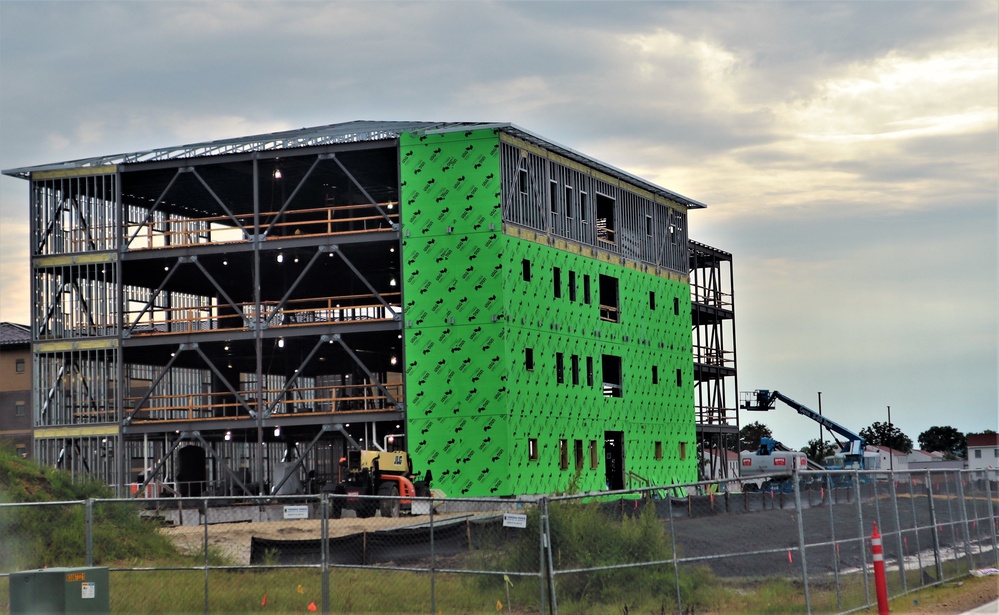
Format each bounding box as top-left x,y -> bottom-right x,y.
0,468 -> 996,614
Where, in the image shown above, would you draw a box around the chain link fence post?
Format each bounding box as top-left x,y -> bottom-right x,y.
203,496 -> 209,615
905,473 -> 926,583
537,496 -> 548,615
853,471 -> 871,606
791,465 -> 811,613
541,496 -> 557,615
429,493 -> 435,615
666,489 -> 682,615
826,472 -> 843,611
85,498 -> 94,567
925,470 -> 944,582
321,492 -> 329,615
888,474 -> 907,594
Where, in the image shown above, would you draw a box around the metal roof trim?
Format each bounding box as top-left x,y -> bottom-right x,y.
2,120 -> 458,178
3,120 -> 708,209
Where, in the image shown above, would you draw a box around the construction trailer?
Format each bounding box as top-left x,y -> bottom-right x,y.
2,121 -> 738,497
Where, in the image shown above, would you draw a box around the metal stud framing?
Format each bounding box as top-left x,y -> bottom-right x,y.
500,141 -> 690,274
23,140 -> 408,495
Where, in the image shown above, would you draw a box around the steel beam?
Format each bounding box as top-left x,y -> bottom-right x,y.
331,334 -> 398,406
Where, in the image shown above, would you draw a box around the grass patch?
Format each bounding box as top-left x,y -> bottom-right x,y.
0,446 -> 177,571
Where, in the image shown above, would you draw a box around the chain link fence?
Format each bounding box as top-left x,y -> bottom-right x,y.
1,469 -> 996,613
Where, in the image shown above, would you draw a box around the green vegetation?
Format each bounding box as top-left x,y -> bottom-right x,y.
0,445 -> 176,571
474,498 -> 720,612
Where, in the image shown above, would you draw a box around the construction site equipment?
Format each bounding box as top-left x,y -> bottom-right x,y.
742,389 -> 873,468
739,389 -> 879,491
738,436 -> 810,492
326,449 -> 432,518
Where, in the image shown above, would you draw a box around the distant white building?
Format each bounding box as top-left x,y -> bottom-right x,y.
967,433 -> 999,471
869,445 -> 908,471
907,449 -> 944,463
907,449 -> 963,471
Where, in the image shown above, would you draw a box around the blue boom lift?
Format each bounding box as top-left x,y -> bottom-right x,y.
739,390 -> 874,491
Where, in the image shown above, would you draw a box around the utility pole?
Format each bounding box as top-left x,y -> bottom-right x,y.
887,405 -> 893,471
817,392 -> 823,446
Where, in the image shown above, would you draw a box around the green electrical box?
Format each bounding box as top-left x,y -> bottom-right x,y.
9,567 -> 110,614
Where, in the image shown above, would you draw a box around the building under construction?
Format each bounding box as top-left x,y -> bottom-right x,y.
2,121 -> 738,498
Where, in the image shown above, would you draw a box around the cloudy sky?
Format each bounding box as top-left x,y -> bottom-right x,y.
1,1 -> 995,450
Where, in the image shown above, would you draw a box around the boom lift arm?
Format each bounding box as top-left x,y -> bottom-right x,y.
742,389 -> 866,457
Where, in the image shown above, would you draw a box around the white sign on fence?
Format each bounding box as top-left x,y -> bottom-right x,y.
283,505 -> 309,520
503,513 -> 528,529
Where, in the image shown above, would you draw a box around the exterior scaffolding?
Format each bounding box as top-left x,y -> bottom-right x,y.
689,240 -> 739,480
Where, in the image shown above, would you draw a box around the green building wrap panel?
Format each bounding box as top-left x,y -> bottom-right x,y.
502,238 -> 696,494
400,128 -> 696,498
400,129 -> 512,497
400,129 -> 503,236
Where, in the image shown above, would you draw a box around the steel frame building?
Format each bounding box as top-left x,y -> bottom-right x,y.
3,121 -> 738,497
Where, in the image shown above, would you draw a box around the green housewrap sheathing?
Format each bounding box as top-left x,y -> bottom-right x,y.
400,128 -> 697,498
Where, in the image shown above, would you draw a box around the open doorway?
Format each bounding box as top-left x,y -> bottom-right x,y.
604,431 -> 625,490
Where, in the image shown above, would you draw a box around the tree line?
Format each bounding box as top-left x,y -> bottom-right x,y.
736,422 -> 993,466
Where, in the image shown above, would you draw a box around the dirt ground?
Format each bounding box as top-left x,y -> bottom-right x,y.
159,511 -> 485,565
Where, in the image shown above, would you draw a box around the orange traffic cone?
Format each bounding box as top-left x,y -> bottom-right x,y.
261,595 -> 267,606
307,601 -> 317,611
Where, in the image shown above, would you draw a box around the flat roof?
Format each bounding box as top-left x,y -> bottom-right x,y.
2,120 -> 705,209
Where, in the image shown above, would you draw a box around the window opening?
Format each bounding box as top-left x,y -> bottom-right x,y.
15,401 -> 26,416
518,165 -> 528,197
556,352 -> 565,384
602,354 -> 623,398
525,348 -> 534,371
586,356 -> 594,387
652,365 -> 659,384
522,259 -> 531,282
589,440 -> 599,469
553,267 -> 562,298
565,186 -> 574,218
650,291 -> 656,311
679,442 -> 687,461
550,180 -> 558,215
583,275 -> 591,304
673,297 -> 680,316
646,215 -> 653,236
575,439 -> 584,471
655,441 -> 663,460
529,438 -> 539,461
568,270 -> 577,302
676,368 -> 683,387
599,275 -> 619,322
15,358 -> 25,374
596,193 -> 616,244
559,439 -> 569,470
571,354 -> 580,386
580,192 -> 588,223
